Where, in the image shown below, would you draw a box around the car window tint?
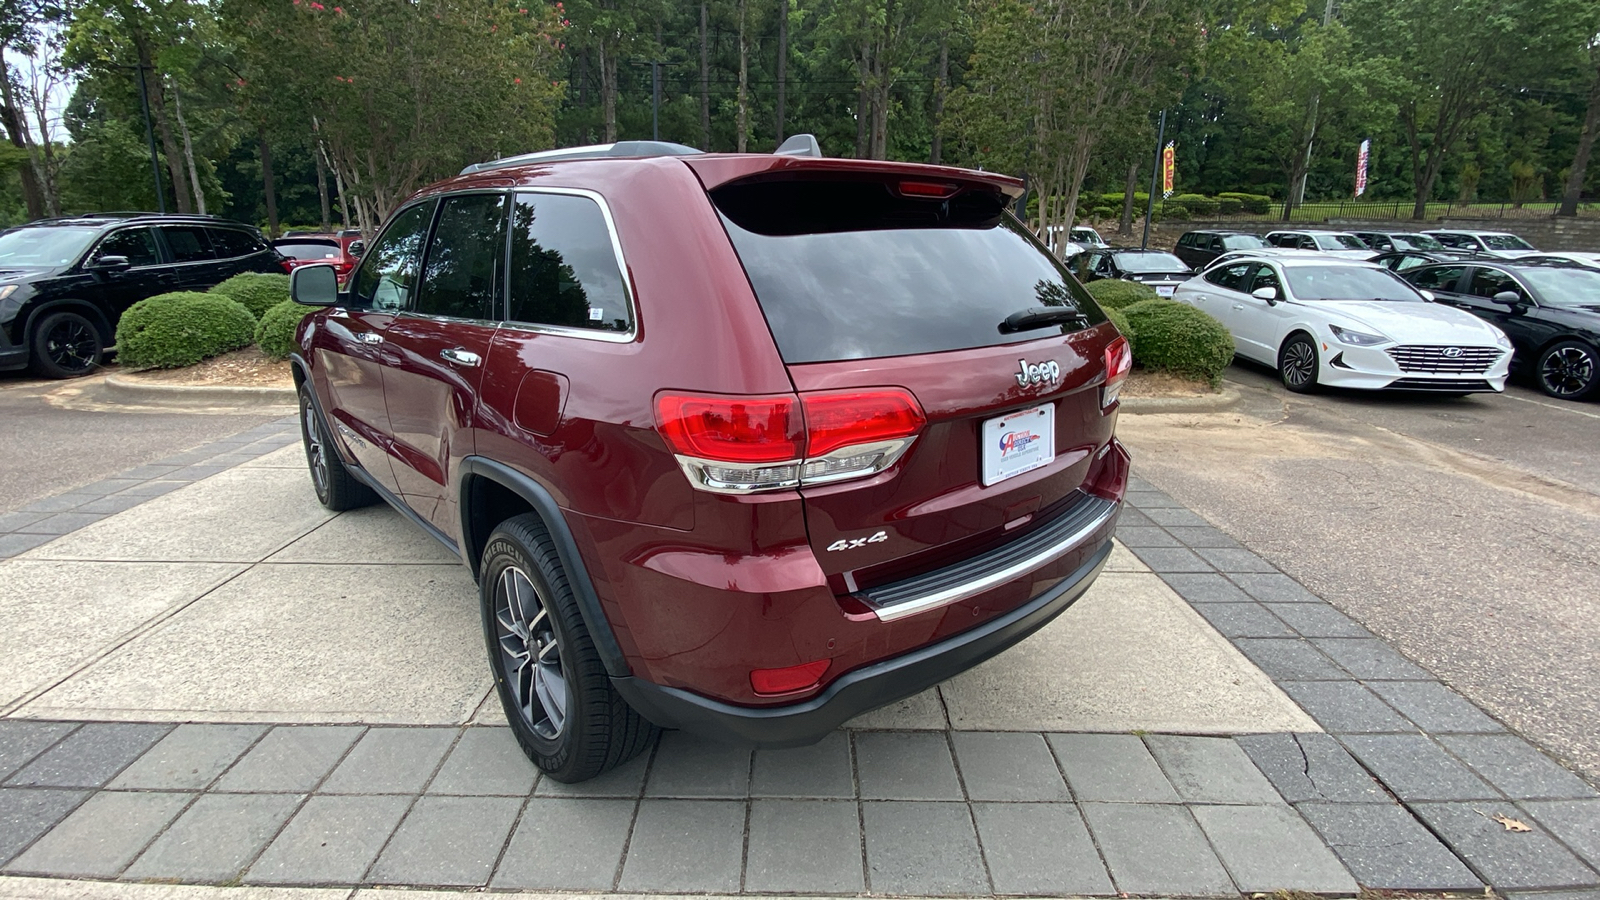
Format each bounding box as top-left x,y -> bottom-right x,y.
1395,254 -> 1427,271
352,200 -> 437,311
1249,264 -> 1280,293
1204,262 -> 1252,291
1407,265 -> 1465,291
208,228 -> 263,258
162,226 -> 215,262
1432,233 -> 1472,249
274,241 -> 340,260
416,193 -> 508,321
95,227 -> 160,267
1467,268 -> 1521,299
507,192 -> 632,333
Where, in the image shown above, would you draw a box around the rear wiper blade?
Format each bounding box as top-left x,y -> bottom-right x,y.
999,306 -> 1089,334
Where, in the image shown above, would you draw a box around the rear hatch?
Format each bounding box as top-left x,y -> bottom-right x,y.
692,161 -> 1123,605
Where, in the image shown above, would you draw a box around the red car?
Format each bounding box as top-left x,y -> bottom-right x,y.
286,138 -> 1131,782
272,230 -> 363,284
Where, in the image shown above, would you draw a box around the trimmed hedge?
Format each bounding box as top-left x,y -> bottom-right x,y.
115,292 -> 257,369
255,299 -> 312,360
1218,197 -> 1243,215
1218,192 -> 1272,214
1122,299 -> 1235,386
1173,193 -> 1219,216
1105,307 -> 1133,341
210,272 -> 291,319
1091,206 -> 1116,220
1085,279 -> 1160,310
1158,203 -> 1189,221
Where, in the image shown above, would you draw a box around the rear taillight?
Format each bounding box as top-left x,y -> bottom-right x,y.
655,388 -> 925,494
1102,337 -> 1132,411
280,260 -> 295,273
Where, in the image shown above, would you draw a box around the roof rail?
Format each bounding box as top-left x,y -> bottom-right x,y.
461,141 -> 704,174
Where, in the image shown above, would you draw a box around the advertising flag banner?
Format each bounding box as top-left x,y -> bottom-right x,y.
1355,139 -> 1370,197
1161,143 -> 1175,198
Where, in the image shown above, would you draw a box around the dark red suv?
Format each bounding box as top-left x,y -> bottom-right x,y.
288,138 -> 1131,782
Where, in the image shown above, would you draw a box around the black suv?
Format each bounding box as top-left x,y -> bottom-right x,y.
0,213 -> 286,378
1173,230 -> 1268,269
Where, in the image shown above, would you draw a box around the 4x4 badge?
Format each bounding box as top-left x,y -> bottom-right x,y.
826,530 -> 888,552
1015,358 -> 1061,387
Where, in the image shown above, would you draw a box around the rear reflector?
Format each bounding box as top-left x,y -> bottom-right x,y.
1102,337 -> 1132,411
750,659 -> 831,695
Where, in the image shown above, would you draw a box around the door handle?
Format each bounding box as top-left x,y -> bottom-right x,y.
156,272 -> 178,284
356,332 -> 383,345
440,348 -> 481,367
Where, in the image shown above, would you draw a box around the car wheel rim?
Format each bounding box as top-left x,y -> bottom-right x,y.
494,565 -> 568,740
1541,347 -> 1594,397
1283,342 -> 1315,387
301,399 -> 330,496
45,319 -> 97,372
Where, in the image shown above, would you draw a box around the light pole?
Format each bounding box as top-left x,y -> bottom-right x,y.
1141,109 -> 1166,250
113,62 -> 166,213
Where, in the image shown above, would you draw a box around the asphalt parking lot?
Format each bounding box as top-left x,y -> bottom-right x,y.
1121,363 -> 1600,781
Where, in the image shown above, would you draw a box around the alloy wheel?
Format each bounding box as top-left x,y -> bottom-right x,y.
493,565 -> 568,740
44,318 -> 98,373
1540,346 -> 1595,398
1282,340 -> 1316,388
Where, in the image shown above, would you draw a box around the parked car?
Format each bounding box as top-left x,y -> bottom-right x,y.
272,232 -> 364,285
1206,247 -> 1332,271
1070,248 -> 1192,296
1174,230 -> 1269,270
1370,249 -> 1494,273
1519,252 -> 1600,270
1264,230 -> 1374,259
1174,256 -> 1511,394
1400,260 -> 1600,400
0,213 -> 287,378
1350,231 -> 1448,253
1043,225 -> 1109,258
1423,230 -> 1538,258
287,137 -> 1132,782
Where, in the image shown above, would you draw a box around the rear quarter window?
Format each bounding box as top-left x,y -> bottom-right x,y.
712,178 -> 1104,363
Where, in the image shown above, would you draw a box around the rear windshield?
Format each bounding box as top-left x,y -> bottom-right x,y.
1482,234 -> 1534,251
1115,251 -> 1187,273
1390,233 -> 1444,251
713,178 -> 1103,363
274,241 -> 340,260
1221,234 -> 1267,250
1314,233 -> 1370,251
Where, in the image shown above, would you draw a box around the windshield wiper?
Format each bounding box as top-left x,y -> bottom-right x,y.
999,306 -> 1089,334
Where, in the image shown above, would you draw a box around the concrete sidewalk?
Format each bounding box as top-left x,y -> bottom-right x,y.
1,420 -> 1597,896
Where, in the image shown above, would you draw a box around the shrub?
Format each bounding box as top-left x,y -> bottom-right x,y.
1158,203 -> 1190,221
210,272 -> 290,319
1173,193 -> 1219,216
1105,307 -> 1133,341
115,292 -> 257,369
1218,197 -> 1243,216
1086,279 -> 1160,310
1100,192 -> 1125,208
1218,192 -> 1272,214
1122,298 -> 1235,386
1091,206 -> 1116,220
256,299 -> 312,360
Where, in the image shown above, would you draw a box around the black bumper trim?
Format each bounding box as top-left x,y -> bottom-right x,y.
611,536 -> 1114,747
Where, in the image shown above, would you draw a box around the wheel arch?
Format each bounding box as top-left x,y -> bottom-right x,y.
457,456 -> 631,678
19,298 -> 115,347
1534,333 -> 1598,358
1278,327 -> 1320,360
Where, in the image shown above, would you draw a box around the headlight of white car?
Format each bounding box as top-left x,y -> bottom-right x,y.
1492,328 -> 1512,349
1328,324 -> 1390,346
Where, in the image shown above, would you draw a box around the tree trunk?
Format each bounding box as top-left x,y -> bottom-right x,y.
929,36 -> 947,164
600,43 -> 617,143
856,76 -> 869,158
1559,61 -> 1600,217
736,0 -> 748,152
1119,161 -> 1138,235
0,66 -> 45,219
259,127 -> 279,237
775,0 -> 787,142
314,143 -> 332,231
870,0 -> 893,160
700,1 -> 710,149
173,82 -> 205,215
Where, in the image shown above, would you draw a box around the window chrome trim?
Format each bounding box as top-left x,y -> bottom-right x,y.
499,186 -> 638,344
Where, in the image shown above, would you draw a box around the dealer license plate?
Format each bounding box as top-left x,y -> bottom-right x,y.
981,403 -> 1055,486
1156,285 -> 1176,297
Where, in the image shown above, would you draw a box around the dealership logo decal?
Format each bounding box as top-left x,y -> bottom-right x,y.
999,429 -> 1042,458
1015,358 -> 1061,387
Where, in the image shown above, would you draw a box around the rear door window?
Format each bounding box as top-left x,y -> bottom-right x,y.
161,226 -> 216,263
415,192 -> 508,321
712,178 -> 1101,363
506,191 -> 633,333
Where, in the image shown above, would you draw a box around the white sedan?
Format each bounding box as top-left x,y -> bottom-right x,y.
1173,256 -> 1513,394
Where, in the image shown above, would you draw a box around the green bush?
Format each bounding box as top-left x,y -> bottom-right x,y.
1158,203 -> 1190,221
255,299 -> 312,360
115,292 -> 257,369
1105,307 -> 1133,340
1085,279 -> 1160,310
1122,298 -> 1235,386
210,272 -> 290,319
1091,206 -> 1116,220
1173,193 -> 1219,216
1218,197 -> 1244,215
1218,192 -> 1272,214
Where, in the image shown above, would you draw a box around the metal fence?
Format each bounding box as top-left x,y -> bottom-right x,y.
1146,199 -> 1594,225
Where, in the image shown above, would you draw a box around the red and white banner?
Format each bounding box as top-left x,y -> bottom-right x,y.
1355,139 -> 1370,198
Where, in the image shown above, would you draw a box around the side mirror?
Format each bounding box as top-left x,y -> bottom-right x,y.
1419,290 -> 1437,302
346,240 -> 366,258
1492,290 -> 1523,306
89,255 -> 130,272
291,263 -> 340,307
1251,286 -> 1278,303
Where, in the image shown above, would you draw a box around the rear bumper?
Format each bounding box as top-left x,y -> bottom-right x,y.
611,535 -> 1114,747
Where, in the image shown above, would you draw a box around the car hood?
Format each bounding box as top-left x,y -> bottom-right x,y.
1320,300 -> 1505,344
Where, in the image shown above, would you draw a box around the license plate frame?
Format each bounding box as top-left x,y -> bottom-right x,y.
981,403 -> 1056,487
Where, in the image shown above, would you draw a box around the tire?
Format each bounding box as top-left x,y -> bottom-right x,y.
481,513 -> 658,783
298,384 -> 377,511
1278,332 -> 1320,394
28,311 -> 103,379
1536,340 -> 1599,401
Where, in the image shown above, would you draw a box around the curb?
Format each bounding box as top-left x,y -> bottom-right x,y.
102,374 -> 297,409
1120,385 -> 1240,415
